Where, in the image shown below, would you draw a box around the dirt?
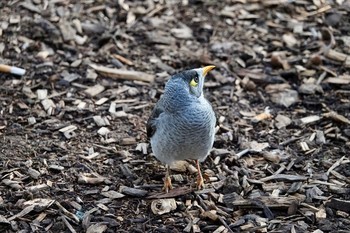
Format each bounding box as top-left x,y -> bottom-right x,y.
0,0 -> 350,233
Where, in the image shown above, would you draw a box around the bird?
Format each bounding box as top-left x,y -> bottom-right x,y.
146,66 -> 216,192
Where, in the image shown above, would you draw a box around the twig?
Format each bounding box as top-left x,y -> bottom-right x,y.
55,201 -> 80,223
327,156 -> 345,176
89,64 -> 155,83
218,216 -> 234,233
279,137 -> 301,146
195,193 -> 208,211
236,148 -> 250,159
260,174 -> 307,182
61,215 -> 77,233
300,203 -> 320,212
305,5 -> 332,17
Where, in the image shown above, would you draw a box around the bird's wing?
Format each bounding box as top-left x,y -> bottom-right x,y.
146,99 -> 164,138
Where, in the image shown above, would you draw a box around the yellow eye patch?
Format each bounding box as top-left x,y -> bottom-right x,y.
190,78 -> 198,87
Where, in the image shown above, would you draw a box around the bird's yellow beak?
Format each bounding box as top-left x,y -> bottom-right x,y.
202,65 -> 215,77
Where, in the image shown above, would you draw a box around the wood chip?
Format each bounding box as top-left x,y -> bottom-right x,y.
323,111 -> 350,125
151,198 -> 177,215
36,89 -> 48,100
93,116 -> 110,127
325,75 -> 350,84
84,84 -> 105,97
260,174 -> 308,182
299,115 -> 321,124
86,223 -> 108,233
90,64 -> 155,83
119,186 -> 148,197
326,198 -> 350,213
101,190 -> 125,199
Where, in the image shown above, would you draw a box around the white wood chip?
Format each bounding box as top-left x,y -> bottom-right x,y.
84,84 -> 105,97
86,69 -> 98,80
283,33 -> 298,47
97,127 -> 110,136
101,190 -> 125,199
95,97 -> 109,105
77,101 -> 87,109
213,225 -> 226,233
112,111 -> 128,118
86,223 -> 107,233
93,116 -> 110,126
325,76 -> 350,84
135,143 -> 148,155
27,117 -> 36,125
49,165 -> 64,171
248,141 -> 269,152
59,125 -> 77,133
41,99 -> 55,114
36,89 -> 48,100
109,102 -> 116,113
300,141 -> 310,151
0,215 -> 10,225
299,115 -> 321,124
275,114 -> 292,129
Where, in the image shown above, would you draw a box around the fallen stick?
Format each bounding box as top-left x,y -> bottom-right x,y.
0,64 -> 26,76
89,64 -> 155,83
260,174 -> 308,182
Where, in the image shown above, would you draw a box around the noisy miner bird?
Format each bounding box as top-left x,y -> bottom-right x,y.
147,66 -> 216,192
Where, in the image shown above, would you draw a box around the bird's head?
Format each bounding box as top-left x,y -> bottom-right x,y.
168,65 -> 215,98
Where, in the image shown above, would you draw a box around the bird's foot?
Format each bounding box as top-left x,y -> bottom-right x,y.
195,160 -> 205,190
196,173 -> 205,190
162,175 -> 173,193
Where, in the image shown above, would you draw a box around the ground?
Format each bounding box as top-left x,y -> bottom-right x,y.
0,0 -> 350,232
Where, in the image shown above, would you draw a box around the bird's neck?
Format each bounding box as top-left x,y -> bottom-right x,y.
162,82 -> 194,112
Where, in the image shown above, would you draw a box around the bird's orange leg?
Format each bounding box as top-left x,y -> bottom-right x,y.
196,160 -> 205,190
163,164 -> 173,193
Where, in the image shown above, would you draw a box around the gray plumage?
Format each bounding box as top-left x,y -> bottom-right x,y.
147,67 -> 216,166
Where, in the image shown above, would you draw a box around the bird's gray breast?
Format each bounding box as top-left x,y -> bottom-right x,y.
151,98 -> 216,164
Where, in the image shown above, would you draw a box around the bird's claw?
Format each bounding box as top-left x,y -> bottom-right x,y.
196,174 -> 205,190
163,175 -> 173,193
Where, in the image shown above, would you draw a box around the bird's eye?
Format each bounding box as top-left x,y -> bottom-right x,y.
190,73 -> 199,87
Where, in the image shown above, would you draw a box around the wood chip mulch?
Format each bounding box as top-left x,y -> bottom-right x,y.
0,0 -> 350,232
